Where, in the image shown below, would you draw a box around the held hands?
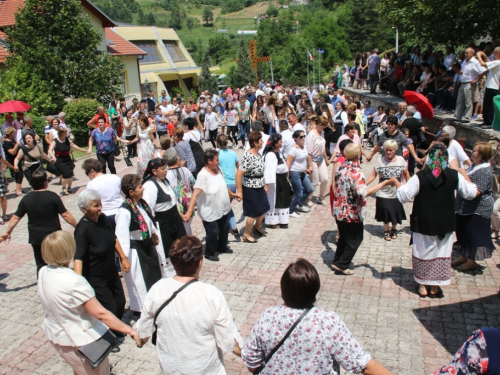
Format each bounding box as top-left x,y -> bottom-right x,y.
0,233 -> 11,243
13,166 -> 19,172
121,258 -> 131,273
129,330 -> 143,348
366,155 -> 373,162
233,340 -> 242,357
152,233 -> 160,246
385,177 -> 398,187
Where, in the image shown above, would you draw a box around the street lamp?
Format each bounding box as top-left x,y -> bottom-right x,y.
392,27 -> 399,53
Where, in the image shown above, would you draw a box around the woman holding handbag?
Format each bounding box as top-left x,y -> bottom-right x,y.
242,258 -> 393,375
37,230 -> 141,375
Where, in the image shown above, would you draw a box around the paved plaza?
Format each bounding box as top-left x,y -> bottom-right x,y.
0,152 -> 499,375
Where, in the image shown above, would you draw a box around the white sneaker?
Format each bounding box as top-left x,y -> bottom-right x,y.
289,212 -> 301,218
296,205 -> 310,213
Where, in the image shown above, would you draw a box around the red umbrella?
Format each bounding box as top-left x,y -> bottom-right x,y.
403,91 -> 434,119
0,100 -> 31,114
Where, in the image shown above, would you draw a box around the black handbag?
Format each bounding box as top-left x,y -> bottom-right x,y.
77,330 -> 117,369
254,307 -> 312,375
152,279 -> 198,345
417,127 -> 426,144
113,142 -> 121,157
122,146 -> 132,167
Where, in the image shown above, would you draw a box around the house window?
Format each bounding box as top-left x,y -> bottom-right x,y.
133,41 -> 162,64
163,41 -> 186,61
119,72 -> 127,95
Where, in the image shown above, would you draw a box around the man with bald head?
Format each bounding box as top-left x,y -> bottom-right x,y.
455,47 -> 486,123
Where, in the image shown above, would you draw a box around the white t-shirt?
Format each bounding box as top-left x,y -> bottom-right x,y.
142,178 -> 177,213
193,168 -> 231,222
280,129 -> 294,159
485,60 -> 500,90
225,109 -> 237,126
288,146 -> 309,172
448,139 -> 469,168
87,174 -> 123,216
160,104 -> 174,115
183,130 -> 201,143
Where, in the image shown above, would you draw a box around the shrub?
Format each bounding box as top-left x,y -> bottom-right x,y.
32,116 -> 47,138
63,99 -> 101,144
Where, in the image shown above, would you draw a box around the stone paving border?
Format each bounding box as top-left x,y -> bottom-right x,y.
0,152 -> 499,375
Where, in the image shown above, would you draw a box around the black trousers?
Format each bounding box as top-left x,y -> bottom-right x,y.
483,88 -> 497,125
97,152 -> 116,174
333,220 -> 363,270
202,214 -> 230,256
93,277 -> 126,320
32,244 -> 47,278
209,129 -> 218,149
125,135 -> 137,157
227,126 -> 238,143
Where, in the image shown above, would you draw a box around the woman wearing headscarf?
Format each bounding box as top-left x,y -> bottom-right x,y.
115,174 -> 163,314
142,158 -> 186,277
396,144 -> 480,298
453,142 -> 495,272
263,133 -> 290,229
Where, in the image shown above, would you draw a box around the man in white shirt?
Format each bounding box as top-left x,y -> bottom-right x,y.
287,113 -> 306,134
204,106 -> 220,148
279,120 -> 294,159
455,48 -> 487,123
444,46 -> 457,71
441,125 -> 471,167
244,121 -> 269,155
159,98 -> 174,116
477,48 -> 500,128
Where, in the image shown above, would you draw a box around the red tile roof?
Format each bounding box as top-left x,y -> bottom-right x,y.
0,30 -> 8,63
0,0 -> 115,28
105,29 -> 145,56
0,0 -> 24,27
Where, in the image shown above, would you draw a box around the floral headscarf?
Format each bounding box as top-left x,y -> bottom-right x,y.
426,144 -> 448,178
123,197 -> 152,240
263,133 -> 283,163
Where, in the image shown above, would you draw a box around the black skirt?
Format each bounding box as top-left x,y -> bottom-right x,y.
55,155 -> 74,178
375,197 -> 406,225
243,185 -> 270,218
155,205 -> 186,258
456,213 -> 495,260
275,173 -> 291,208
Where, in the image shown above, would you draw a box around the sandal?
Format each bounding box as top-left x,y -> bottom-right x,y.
390,230 -> 398,239
429,287 -> 444,299
384,231 -> 391,241
61,188 -> 69,196
417,285 -> 429,298
331,265 -> 354,275
253,226 -> 268,237
242,235 -> 258,244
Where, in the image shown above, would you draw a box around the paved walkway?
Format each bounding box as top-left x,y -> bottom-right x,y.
0,151 -> 499,375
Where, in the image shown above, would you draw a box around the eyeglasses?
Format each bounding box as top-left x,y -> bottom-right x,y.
298,135 -> 306,139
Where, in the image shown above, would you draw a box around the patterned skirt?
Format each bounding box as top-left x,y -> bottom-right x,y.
0,175 -> 7,197
412,232 -> 453,286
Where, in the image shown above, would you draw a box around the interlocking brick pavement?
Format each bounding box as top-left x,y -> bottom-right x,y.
0,151 -> 499,375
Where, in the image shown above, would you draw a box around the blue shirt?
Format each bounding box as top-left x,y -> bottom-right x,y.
364,106 -> 376,117
91,128 -> 116,154
155,114 -> 167,132
218,149 -> 238,185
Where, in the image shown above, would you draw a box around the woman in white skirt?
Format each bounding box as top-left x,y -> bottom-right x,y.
115,174 -> 164,314
263,134 -> 290,229
396,144 -> 479,298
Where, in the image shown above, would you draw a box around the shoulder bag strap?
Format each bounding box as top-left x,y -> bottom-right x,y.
255,306 -> 313,374
153,279 -> 198,325
21,146 -> 39,162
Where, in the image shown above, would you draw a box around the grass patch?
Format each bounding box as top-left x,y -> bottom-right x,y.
72,145 -> 96,160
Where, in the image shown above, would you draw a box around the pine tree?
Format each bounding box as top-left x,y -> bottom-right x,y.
228,38 -> 256,88
198,49 -> 218,92
0,0 -> 124,114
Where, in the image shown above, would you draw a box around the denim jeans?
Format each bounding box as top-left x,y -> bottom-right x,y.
202,214 -> 230,255
238,120 -> 249,143
289,171 -> 314,213
227,184 -> 237,230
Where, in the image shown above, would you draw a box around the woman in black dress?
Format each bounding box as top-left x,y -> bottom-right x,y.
74,189 -> 130,337
48,127 -> 89,195
2,127 -> 23,196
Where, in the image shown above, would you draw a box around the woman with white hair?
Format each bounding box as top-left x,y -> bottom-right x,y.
74,189 -> 130,339
441,125 -> 471,167
366,140 -> 410,240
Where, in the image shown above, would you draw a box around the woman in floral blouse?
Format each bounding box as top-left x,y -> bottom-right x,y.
236,131 -> 270,243
242,258 -> 393,375
332,143 -> 394,275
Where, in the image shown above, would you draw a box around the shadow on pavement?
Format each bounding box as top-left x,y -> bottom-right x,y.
358,264 -> 417,294
0,273 -> 37,293
320,230 -> 337,267
413,294 -> 500,354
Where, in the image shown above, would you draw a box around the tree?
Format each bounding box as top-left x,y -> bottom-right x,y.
202,7 -> 214,25
207,34 -> 234,64
0,0 -> 124,114
198,49 -> 218,92
266,4 -> 279,17
228,38 -> 256,88
380,0 -> 500,46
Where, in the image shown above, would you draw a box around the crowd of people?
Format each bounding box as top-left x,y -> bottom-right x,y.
0,62 -> 499,374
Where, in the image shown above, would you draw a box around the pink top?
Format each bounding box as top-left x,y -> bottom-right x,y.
334,133 -> 362,155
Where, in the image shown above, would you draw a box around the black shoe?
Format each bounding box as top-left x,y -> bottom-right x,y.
231,228 -> 240,236
204,254 -> 219,262
461,119 -> 470,123
279,224 -> 288,229
220,247 -> 233,254
111,346 -> 121,353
